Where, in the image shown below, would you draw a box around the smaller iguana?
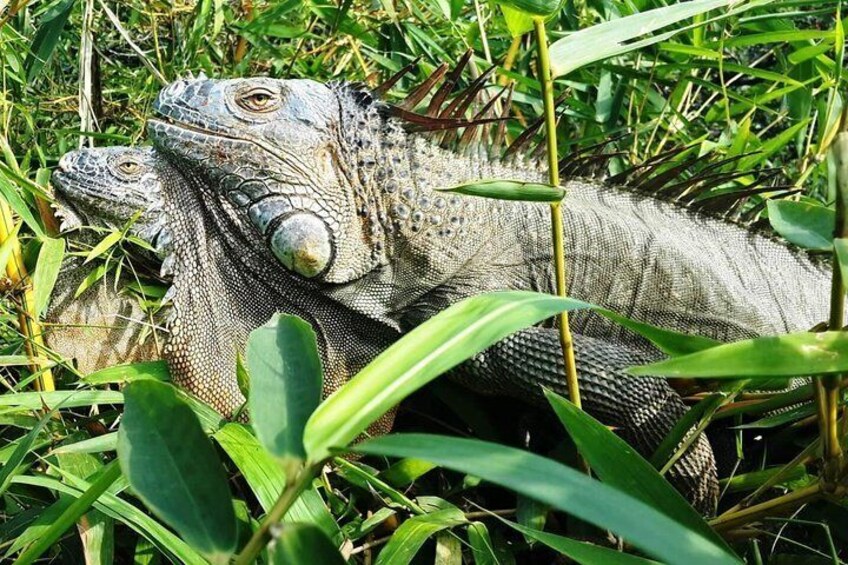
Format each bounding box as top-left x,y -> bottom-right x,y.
47,147 -> 169,372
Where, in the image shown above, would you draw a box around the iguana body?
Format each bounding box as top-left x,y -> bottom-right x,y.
53,141 -> 718,511
47,147 -> 169,372
143,77 -> 804,512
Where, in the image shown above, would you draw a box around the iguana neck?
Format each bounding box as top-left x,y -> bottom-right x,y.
159,161 -> 396,417
328,110 -> 557,328
339,105 -> 835,342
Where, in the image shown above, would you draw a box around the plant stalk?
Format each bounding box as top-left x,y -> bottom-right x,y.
233,463 -> 320,564
709,482 -> 823,532
533,19 -> 582,412
825,130 -> 848,475
0,199 -> 54,391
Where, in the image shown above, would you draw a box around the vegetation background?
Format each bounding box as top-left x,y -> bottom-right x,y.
0,0 -> 846,563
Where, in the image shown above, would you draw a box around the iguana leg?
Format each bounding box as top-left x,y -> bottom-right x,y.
453,328 -> 719,515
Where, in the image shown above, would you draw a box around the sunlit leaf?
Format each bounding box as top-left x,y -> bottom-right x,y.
439,179 -> 565,202
354,434 -> 740,564
83,360 -> 171,385
24,0 -> 75,82
248,314 -> 323,463
304,291 -> 592,461
548,0 -> 761,78
32,236 -> 64,316
375,508 -> 467,565
544,390 -> 730,552
629,331 -> 848,378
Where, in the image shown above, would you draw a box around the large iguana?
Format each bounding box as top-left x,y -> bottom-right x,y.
139,73 -> 815,512
46,147 -> 169,372
52,141 -> 717,511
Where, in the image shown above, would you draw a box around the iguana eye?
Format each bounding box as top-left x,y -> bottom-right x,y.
117,160 -> 141,175
237,87 -> 280,113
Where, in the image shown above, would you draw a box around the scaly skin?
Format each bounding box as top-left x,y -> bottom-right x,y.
49,144 -> 720,510
142,77 -> 815,512
47,147 -> 168,372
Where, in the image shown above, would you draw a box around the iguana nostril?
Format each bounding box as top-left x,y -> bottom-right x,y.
269,212 -> 332,278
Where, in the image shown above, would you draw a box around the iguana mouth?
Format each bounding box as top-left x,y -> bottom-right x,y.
50,172 -> 84,232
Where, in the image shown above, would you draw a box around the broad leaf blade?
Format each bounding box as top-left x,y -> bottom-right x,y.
548,0 -> 741,78
214,423 -> 342,544
303,291 -> 592,461
767,200 -> 834,251
24,0 -> 75,82
544,390 -> 731,553
628,331 -> 848,378
375,508 -> 467,565
83,360 -> 171,386
32,236 -> 65,316
353,434 -> 739,564
117,381 -> 237,562
248,314 -> 323,462
501,519 -> 661,565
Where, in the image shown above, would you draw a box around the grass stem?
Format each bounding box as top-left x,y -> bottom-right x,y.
233,463 -> 320,564
533,19 -> 582,414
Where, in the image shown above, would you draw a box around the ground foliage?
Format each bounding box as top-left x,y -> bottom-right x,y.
0,0 -> 847,563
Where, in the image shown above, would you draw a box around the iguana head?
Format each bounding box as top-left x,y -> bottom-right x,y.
149,77 -> 388,284
52,146 -> 170,255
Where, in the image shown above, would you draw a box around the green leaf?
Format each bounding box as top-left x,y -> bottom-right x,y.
268,523 -> 345,565
0,410 -> 52,498
720,465 -> 807,494
12,474 -> 206,565
248,314 -> 323,463
74,262 -> 110,298
303,291 -> 592,461
492,0 -> 561,17
544,390 -> 731,553
628,331 -> 848,378
117,381 -> 237,563
24,0 -> 75,82
500,5 -> 535,38
548,0 -> 747,78
83,360 -> 171,385
0,390 -> 123,411
767,200 -> 835,251
597,308 -> 720,356
235,352 -> 250,400
501,519 -> 661,565
353,434 -> 739,564
375,508 -> 467,565
84,231 -> 123,264
0,173 -> 44,238
14,461 -> 121,565
380,458 -> 437,487
466,522 -> 498,565
438,180 -> 565,202
32,236 -> 64,316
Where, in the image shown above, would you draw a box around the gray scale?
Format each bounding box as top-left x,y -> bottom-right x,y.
248,197 -> 293,234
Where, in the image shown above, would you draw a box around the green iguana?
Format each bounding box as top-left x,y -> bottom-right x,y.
47,147 -> 169,372
52,141 -> 718,511
146,73 -> 820,512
